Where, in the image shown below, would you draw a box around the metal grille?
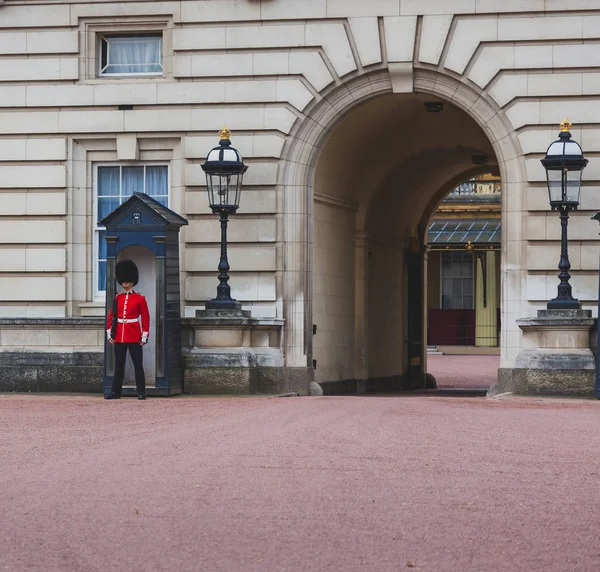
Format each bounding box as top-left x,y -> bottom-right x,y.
428,219 -> 501,244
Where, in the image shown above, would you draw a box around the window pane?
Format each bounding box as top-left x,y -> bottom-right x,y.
442,278 -> 453,296
98,230 -> 107,260
96,164 -> 168,294
98,261 -> 107,292
122,166 -> 144,197
98,167 -> 120,196
98,196 -> 120,223
102,36 -> 162,75
146,166 -> 168,205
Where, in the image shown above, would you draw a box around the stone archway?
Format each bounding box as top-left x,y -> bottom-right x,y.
280,69 -> 525,393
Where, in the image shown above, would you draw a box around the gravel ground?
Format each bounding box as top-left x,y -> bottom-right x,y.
428,354 -> 500,389
2,393 -> 600,572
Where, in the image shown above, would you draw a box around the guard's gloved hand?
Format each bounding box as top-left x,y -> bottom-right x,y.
141,334 -> 148,346
107,331 -> 114,344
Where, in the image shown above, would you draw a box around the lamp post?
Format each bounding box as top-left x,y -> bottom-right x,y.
540,118 -> 588,310
201,127 -> 248,310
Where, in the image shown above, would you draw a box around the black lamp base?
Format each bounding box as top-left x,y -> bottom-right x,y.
205,298 -> 242,310
547,298 -> 581,310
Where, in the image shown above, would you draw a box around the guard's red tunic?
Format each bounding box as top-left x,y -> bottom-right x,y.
106,291 -> 150,344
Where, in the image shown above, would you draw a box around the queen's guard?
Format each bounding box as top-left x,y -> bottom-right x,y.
105,260 -> 150,400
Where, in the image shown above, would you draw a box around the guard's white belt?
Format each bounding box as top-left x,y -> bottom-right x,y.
117,318 -> 139,323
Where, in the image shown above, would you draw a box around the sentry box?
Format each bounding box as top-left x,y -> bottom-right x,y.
100,192 -> 188,396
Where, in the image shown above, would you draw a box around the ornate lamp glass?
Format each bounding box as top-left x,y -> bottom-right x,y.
201,127 -> 248,213
541,119 -> 588,210
540,119 -> 589,310
200,128 -> 248,310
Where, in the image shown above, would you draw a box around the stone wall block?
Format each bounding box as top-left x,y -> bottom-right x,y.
289,51 -> 333,92
0,249 -> 26,271
26,193 -> 66,215
48,329 -> 99,347
489,74 -> 528,108
306,22 -> 357,77
505,101 -> 540,130
25,139 -> 67,161
93,83 -> 158,106
185,189 -> 277,215
181,0 -> 260,23
58,110 -> 124,133
2,329 -> 50,346
124,109 -> 191,132
0,277 -> 66,301
27,85 -> 94,108
26,249 -> 66,272
498,14 -> 580,41
191,53 -> 253,77
253,52 -> 290,76
0,86 -> 26,108
276,79 -> 313,111
348,17 -> 382,66
469,45 -> 515,88
0,220 -> 65,244
0,31 -> 27,54
384,16 -> 417,62
173,27 -> 226,51
185,245 -> 276,272
419,15 -> 453,65
262,0 -> 325,19
26,30 -> 79,54
191,107 -> 266,132
157,82 -> 225,105
1,4 -> 71,27
328,0 -> 399,17
402,0 -> 476,15
226,24 -> 306,49
443,16 -> 497,74
0,166 -> 66,189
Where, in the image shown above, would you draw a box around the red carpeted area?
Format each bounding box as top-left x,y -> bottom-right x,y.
427,354 -> 500,389
1,393 -> 600,571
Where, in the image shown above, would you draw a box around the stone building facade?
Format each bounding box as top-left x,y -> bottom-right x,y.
0,0 -> 599,394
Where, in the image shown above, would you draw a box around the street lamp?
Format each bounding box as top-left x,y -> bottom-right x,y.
201,127 -> 248,310
540,118 -> 588,309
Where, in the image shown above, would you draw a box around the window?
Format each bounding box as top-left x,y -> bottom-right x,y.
95,165 -> 168,295
440,252 -> 474,310
99,35 -> 162,76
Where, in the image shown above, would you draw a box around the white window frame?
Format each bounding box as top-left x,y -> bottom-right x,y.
93,162 -> 170,301
98,33 -> 163,77
439,251 -> 475,310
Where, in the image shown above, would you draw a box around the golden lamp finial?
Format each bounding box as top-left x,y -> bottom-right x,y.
560,118 -> 572,133
219,126 -> 231,140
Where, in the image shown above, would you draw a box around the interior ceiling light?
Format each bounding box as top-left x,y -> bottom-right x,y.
424,101 -> 444,112
471,155 -> 488,165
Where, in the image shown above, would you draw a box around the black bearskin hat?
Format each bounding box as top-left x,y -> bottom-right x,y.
115,260 -> 139,286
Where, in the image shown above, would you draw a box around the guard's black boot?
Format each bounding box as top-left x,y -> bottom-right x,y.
104,393 -> 120,400
137,393 -> 146,400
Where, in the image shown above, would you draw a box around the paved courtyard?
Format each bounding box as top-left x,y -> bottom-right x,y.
428,354 -> 500,389
2,392 -> 600,571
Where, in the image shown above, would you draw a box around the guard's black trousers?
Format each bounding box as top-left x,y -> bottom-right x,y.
112,342 -> 145,396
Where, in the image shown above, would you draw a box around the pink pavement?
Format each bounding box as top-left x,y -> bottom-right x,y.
428,354 -> 500,389
2,393 -> 600,572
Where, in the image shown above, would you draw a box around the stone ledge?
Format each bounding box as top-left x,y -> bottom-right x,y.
517,309 -> 595,329
0,316 -> 285,328
0,318 -> 103,327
